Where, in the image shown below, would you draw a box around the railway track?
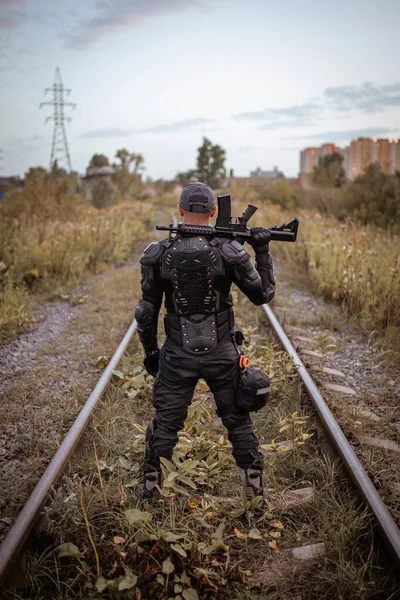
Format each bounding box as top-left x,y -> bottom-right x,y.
1,297 -> 400,598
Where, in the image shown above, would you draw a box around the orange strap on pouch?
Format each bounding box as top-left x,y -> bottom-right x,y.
239,355 -> 250,369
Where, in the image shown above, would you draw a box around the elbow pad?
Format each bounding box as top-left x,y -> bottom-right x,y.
135,299 -> 158,353
140,242 -> 163,293
222,240 -> 263,291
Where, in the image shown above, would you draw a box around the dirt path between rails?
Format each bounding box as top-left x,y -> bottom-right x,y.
0,261 -> 142,542
271,262 -> 400,524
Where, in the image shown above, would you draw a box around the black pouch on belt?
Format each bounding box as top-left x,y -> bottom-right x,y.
237,366 -> 271,413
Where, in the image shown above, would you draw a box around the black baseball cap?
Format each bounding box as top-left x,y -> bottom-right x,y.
179,182 -> 215,213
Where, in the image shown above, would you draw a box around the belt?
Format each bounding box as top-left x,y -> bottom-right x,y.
164,308 -> 234,354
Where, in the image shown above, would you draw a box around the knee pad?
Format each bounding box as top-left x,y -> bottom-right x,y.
145,418 -> 177,458
228,422 -> 261,468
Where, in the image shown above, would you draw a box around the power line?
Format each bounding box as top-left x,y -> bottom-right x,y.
40,67 -> 76,172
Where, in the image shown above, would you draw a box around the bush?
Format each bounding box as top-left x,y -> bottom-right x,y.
91,178 -> 116,209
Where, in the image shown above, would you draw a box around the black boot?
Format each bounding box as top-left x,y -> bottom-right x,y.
239,462 -> 268,506
138,470 -> 162,501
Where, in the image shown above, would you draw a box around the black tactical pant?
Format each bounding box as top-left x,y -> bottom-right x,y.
144,333 -> 262,473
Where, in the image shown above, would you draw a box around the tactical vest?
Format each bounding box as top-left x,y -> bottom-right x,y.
161,236 -> 234,354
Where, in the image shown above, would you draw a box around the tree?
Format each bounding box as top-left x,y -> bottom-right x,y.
89,154 -> 110,168
343,163 -> 400,230
113,148 -> 146,198
25,166 -> 48,182
312,152 -> 346,188
175,169 -> 196,186
196,137 -> 226,188
51,159 -> 68,179
115,148 -> 145,176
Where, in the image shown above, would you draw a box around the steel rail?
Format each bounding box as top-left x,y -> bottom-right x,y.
0,319 -> 138,586
262,303 -> 400,567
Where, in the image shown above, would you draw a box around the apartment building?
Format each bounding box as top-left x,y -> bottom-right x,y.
301,138 -> 400,180
300,143 -> 340,174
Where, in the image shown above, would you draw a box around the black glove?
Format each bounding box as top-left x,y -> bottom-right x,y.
248,227 -> 271,251
143,349 -> 160,377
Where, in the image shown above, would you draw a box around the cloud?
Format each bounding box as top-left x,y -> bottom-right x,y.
65,0 -> 211,49
80,128 -> 133,139
324,82 -> 400,113
294,126 -> 399,142
80,118 -> 216,138
232,103 -> 320,129
0,0 -> 27,29
134,118 -> 215,133
231,81 -> 400,132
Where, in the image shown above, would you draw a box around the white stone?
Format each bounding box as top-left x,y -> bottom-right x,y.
324,383 -> 356,395
291,487 -> 315,499
302,350 -> 323,358
310,365 -> 346,378
292,542 -> 325,561
359,436 -> 400,453
354,408 -> 381,422
294,336 -> 314,344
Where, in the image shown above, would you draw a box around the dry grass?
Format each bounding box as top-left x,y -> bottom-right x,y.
8,291 -> 398,600
0,177 -> 155,344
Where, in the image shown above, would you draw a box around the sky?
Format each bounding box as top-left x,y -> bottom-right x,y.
1,0 -> 400,179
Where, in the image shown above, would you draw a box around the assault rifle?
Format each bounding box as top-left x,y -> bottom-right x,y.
156,194 -> 299,242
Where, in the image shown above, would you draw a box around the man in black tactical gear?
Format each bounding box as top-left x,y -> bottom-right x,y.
134,182 -> 275,501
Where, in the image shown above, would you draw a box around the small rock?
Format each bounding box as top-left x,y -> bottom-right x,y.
310,365 -> 345,378
292,542 -> 325,561
294,336 -> 313,344
324,383 -> 356,396
302,350 -> 323,358
359,436 -> 400,453
354,408 -> 381,422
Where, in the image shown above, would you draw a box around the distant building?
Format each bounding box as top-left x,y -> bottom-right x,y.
250,166 -> 280,178
343,137 -> 400,179
302,138 -> 400,180
299,148 -> 317,174
82,166 -> 116,201
300,143 -> 340,174
390,140 -> 400,173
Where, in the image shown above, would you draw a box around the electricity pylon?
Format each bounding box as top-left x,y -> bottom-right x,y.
40,67 -> 76,172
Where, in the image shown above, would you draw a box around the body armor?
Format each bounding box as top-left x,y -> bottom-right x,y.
161,236 -> 232,354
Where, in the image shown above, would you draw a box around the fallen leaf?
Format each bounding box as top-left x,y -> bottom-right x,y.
248,528 -> 263,540
162,557 -> 175,575
57,543 -> 84,559
113,536 -> 126,545
125,508 -> 152,525
118,575 -> 137,590
171,543 -> 187,558
234,528 -> 248,539
268,539 -> 277,549
271,521 -> 284,530
95,576 -> 109,592
187,498 -> 197,510
182,589 -> 199,600
269,531 -> 281,538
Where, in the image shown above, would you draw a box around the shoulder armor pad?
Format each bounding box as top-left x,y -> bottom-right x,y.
221,239 -> 247,264
140,241 -> 164,265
